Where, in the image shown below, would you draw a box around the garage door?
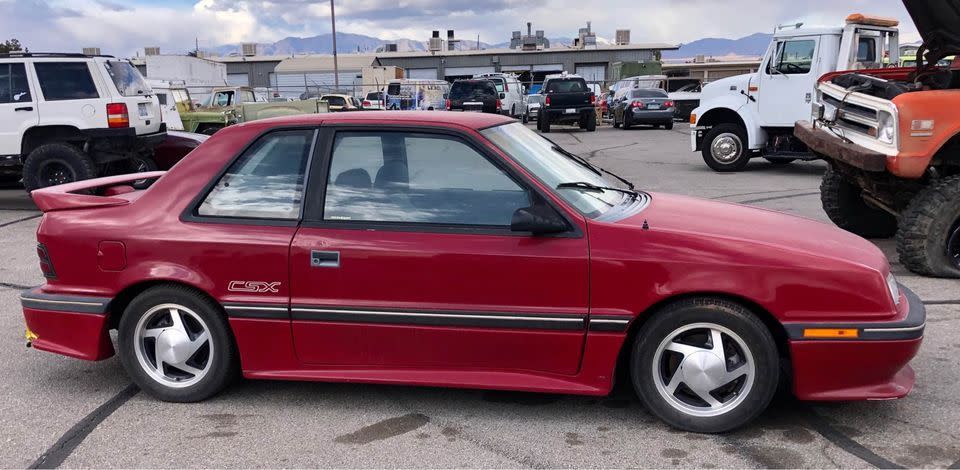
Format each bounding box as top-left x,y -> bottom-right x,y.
406,68 -> 438,80
575,65 -> 606,82
532,64 -> 564,72
226,73 -> 249,87
444,66 -> 495,77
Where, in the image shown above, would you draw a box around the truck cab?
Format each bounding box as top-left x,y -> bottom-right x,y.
691,14 -> 900,171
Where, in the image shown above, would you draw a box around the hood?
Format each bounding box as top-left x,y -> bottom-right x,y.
698,74 -> 752,104
624,193 -> 888,272
903,0 -> 960,63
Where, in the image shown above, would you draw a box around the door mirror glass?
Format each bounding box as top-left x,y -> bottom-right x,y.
510,204 -> 568,235
499,92 -> 506,99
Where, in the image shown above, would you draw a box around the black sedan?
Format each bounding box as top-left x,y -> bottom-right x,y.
613,89 -> 675,130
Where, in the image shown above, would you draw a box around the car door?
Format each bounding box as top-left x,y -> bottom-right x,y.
0,62 -> 38,156
32,60 -> 106,130
289,126 -> 590,375
758,36 -> 820,127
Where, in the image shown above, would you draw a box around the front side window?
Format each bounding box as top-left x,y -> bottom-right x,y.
0,63 -> 31,103
211,91 -> 233,107
324,132 -> 529,226
34,62 -> 99,101
198,129 -> 314,220
767,40 -> 816,75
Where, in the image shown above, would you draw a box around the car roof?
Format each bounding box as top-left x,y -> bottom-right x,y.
248,110 -> 514,130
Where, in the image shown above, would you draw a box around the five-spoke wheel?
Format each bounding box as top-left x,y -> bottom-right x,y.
134,304 -> 213,388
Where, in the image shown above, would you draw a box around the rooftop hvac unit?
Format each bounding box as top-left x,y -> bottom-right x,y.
384,43 -> 398,52
615,30 -> 630,45
447,30 -> 455,39
144,47 -> 160,56
241,43 -> 257,57
536,30 -> 544,38
694,54 -> 706,63
512,31 -> 521,39
82,47 -> 101,56
428,37 -> 444,52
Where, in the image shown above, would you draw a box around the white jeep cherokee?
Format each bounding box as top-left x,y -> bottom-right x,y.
0,52 -> 166,191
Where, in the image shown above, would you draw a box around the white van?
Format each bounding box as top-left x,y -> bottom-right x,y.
473,73 -> 525,119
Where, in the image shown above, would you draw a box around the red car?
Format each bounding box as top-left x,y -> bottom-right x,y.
22,112 -> 924,433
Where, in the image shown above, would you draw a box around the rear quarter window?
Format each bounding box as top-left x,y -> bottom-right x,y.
34,62 -> 99,101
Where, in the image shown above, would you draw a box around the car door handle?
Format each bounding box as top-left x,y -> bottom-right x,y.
14,106 -> 33,112
310,250 -> 340,268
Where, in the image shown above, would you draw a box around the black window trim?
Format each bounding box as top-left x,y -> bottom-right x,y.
301,123 -> 583,238
179,125 -> 320,227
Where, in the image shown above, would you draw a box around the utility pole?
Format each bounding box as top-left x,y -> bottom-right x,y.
330,0 -> 339,90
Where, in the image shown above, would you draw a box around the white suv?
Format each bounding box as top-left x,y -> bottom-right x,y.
473,73 -> 526,119
0,52 -> 166,191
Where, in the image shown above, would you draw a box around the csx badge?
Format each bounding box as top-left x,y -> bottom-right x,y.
228,281 -> 281,293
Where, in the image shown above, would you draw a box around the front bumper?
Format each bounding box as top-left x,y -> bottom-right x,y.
21,288 -> 114,361
794,120 -> 887,172
787,284 -> 925,401
0,155 -> 22,177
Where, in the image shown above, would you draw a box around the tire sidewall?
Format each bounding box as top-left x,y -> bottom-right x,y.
702,124 -> 749,172
22,143 -> 96,192
117,286 -> 236,402
631,301 -> 779,433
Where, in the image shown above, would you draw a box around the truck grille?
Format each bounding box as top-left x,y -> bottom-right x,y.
821,93 -> 879,138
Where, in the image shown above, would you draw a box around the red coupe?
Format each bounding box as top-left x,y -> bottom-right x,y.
22,112 -> 924,432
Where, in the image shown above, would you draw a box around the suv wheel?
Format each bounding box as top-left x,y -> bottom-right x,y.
897,175 -> 960,278
117,285 -> 238,402
22,143 -> 96,192
631,298 -> 778,433
586,113 -> 597,132
820,166 -> 898,238
541,114 -> 551,133
701,124 -> 749,172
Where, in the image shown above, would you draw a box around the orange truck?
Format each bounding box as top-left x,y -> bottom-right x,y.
796,0 -> 960,278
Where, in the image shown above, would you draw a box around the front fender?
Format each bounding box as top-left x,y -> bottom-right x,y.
693,97 -> 762,150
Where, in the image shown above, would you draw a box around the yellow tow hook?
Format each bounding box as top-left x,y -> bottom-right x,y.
25,329 -> 38,348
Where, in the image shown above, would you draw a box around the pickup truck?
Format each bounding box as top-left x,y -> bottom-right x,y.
175,86 -> 328,135
537,74 -> 597,133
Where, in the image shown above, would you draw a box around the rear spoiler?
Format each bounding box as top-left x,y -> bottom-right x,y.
30,171 -> 165,213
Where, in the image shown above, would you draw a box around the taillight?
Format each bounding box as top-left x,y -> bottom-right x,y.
363,100 -> 371,107
106,103 -> 129,128
589,94 -> 596,104
37,244 -> 56,279
496,99 -> 502,110
664,100 -> 674,108
445,99 -> 451,110
631,101 -> 642,109
545,95 -> 551,107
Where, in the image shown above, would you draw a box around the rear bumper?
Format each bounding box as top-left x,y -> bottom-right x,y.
794,120 -> 887,172
629,108 -> 675,123
543,107 -> 594,122
787,284 -> 925,400
0,155 -> 22,176
83,123 -> 168,153
21,288 -> 114,361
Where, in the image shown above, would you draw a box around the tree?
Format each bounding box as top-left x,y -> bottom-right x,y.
0,39 -> 25,54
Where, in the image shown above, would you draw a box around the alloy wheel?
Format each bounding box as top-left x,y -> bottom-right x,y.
133,303 -> 214,388
710,133 -> 743,164
652,322 -> 755,417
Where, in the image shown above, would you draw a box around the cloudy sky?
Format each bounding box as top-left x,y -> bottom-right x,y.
0,0 -> 921,57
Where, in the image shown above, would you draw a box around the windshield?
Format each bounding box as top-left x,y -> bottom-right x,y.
481,122 -> 625,218
104,60 -> 151,97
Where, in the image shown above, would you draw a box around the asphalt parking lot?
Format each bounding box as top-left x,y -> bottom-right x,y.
1,123 -> 958,468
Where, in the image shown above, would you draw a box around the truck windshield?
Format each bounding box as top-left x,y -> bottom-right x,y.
104,60 -> 152,97
481,122 -> 625,218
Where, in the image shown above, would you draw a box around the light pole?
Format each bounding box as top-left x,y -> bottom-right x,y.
330,0 -> 339,90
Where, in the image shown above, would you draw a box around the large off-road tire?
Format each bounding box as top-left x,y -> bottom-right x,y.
117,285 -> 239,402
701,123 -> 750,172
896,175 -> 960,278
820,166 -> 898,238
22,143 -> 97,192
631,297 -> 779,433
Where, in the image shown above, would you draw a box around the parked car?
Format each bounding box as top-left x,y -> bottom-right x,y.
179,86 -> 328,135
23,111 -> 923,434
385,79 -> 449,110
537,73 -> 597,132
0,52 -> 167,192
145,79 -> 185,131
525,93 -> 543,122
320,94 -> 361,112
612,89 -> 676,130
151,131 -> 207,170
795,1 -> 960,279
362,91 -> 384,110
445,79 -> 501,113
473,72 -> 526,119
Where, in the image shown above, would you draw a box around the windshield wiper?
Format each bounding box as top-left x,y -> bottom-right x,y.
556,181 -> 639,198
548,144 -> 636,190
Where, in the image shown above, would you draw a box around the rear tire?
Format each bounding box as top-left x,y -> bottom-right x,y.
701,123 -> 749,172
541,114 -> 551,133
117,285 -> 238,402
820,166 -> 898,238
586,114 -> 597,132
664,121 -> 674,130
896,175 -> 960,278
631,297 -> 779,433
22,143 -> 96,192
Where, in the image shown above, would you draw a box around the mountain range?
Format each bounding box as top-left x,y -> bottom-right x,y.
208,32 -> 769,59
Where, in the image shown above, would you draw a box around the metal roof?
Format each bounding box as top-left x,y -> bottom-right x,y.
375,43 -> 678,59
274,54 -> 378,72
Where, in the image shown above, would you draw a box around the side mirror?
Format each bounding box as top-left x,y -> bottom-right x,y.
499,92 -> 506,99
511,204 -> 569,235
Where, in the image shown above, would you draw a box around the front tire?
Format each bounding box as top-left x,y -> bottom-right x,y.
820,166 -> 898,238
117,285 -> 238,402
896,175 -> 960,278
701,123 -> 749,172
631,298 -> 779,433
22,143 -> 96,192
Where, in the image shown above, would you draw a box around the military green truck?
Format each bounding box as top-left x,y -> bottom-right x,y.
173,86 -> 328,135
